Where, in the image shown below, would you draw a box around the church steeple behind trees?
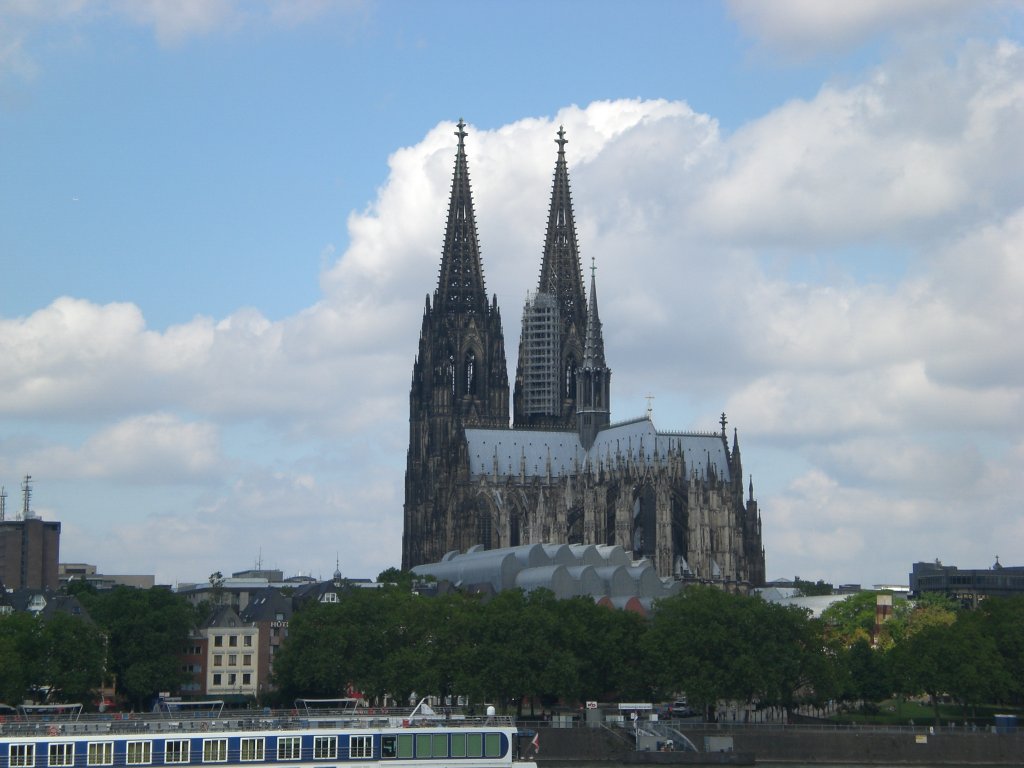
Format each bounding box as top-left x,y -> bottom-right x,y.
514,126 -> 589,428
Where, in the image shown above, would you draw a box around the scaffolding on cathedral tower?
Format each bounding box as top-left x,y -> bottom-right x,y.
518,291 -> 560,419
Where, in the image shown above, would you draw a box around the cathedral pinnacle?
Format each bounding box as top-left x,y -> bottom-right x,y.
556,125 -> 567,155
582,258 -> 607,370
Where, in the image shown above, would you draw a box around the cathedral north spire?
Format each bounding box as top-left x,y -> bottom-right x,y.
538,125 -> 587,333
514,126 -> 590,428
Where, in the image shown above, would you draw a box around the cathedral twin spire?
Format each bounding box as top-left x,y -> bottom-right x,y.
428,118 -> 609,441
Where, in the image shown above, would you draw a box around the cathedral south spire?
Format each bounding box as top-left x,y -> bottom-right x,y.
514,126 -> 589,428
435,119 -> 489,318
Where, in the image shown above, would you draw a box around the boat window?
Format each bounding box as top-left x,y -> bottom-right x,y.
396,735 -> 414,759
48,744 -> 74,767
10,744 -> 34,768
164,741 -> 190,764
484,734 -> 501,758
87,744 -> 113,767
348,736 -> 372,760
240,738 -> 265,762
276,737 -> 301,761
432,735 -> 448,758
126,742 -> 152,766
467,734 -> 483,758
380,737 -> 397,760
415,735 -> 431,759
450,734 -> 466,758
313,737 -> 337,760
203,739 -> 228,763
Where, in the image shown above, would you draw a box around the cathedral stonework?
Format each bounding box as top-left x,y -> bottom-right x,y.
402,121 -> 765,587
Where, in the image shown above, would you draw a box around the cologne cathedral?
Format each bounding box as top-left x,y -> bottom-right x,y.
402,121 -> 765,587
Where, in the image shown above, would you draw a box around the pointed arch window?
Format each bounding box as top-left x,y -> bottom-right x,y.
565,358 -> 577,400
464,350 -> 477,396
447,353 -> 456,397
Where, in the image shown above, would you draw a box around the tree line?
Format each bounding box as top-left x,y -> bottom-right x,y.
1,580 -> 1021,722
270,583 -> 1024,721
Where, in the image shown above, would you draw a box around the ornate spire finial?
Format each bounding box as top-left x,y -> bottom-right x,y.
645,394 -> 655,420
456,118 -> 467,149
556,125 -> 567,155
720,412 -> 728,436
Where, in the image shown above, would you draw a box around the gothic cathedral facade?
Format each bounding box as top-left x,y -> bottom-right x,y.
403,121 -> 765,587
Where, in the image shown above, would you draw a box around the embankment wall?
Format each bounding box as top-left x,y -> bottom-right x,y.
532,723 -> 1024,764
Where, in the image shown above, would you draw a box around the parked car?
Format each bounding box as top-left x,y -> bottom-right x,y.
667,699 -> 696,718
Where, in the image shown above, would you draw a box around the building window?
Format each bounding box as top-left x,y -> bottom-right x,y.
212,673 -> 222,686
213,636 -> 223,647
228,655 -> 237,666
277,738 -> 301,761
164,741 -> 189,764
349,736 -> 373,759
229,636 -> 238,647
126,742 -> 152,766
213,655 -> 223,666
202,740 -> 227,763
313,737 -> 336,760
87,744 -> 113,767
10,744 -> 35,767
240,739 -> 264,762
244,635 -> 253,647
228,674 -> 237,686
49,745 -> 74,768
242,673 -> 251,685
243,654 -> 252,665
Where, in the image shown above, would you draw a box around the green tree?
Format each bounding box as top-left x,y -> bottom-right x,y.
841,638 -> 891,705
0,612 -> 39,704
943,611 -> 1008,716
820,591 -> 881,647
556,597 -> 647,703
977,595 -> 1024,703
38,613 -> 106,702
891,621 -> 957,724
643,588 -> 834,717
79,587 -> 200,709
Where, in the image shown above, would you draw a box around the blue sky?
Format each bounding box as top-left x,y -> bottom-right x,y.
2,1 -> 1023,587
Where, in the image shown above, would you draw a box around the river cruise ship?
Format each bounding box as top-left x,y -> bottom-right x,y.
0,701 -> 537,768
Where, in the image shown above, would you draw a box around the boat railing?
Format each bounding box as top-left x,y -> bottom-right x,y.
0,707 -> 517,737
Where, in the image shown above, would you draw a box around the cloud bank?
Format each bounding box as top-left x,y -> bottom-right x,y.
3,30 -> 1023,585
